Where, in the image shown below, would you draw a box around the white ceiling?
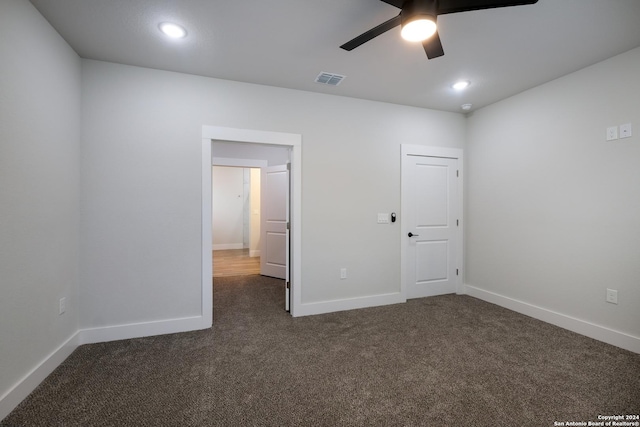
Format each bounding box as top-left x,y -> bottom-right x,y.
30,0 -> 640,113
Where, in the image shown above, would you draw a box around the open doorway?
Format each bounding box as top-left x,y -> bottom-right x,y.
209,139 -> 293,314
212,166 -> 261,277
201,126 -> 302,323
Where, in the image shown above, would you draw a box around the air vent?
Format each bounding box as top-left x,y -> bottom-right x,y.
315,72 -> 345,86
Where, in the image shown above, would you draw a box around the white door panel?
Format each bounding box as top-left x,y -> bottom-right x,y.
265,170 -> 287,219
403,151 -> 460,299
261,165 -> 289,284
416,240 -> 449,282
415,164 -> 449,227
265,231 -> 287,266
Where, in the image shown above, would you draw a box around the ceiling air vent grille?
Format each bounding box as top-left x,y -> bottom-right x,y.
315,72 -> 345,86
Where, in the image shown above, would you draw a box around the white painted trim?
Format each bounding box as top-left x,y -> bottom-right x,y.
77,315 -> 209,345
400,145 -> 465,299
0,332 -> 79,421
0,314 -> 211,419
203,126 -> 302,317
205,126 -> 301,146
249,249 -> 261,257
465,284 -> 640,354
202,138 -> 213,328
212,243 -> 244,251
296,292 -> 405,317
212,157 -> 267,168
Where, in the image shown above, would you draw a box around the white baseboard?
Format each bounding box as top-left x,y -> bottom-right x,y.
212,243 -> 243,251
295,292 -> 405,317
0,315 -> 212,421
78,315 -> 211,345
0,332 -> 79,421
249,249 -> 260,257
465,284 -> 640,354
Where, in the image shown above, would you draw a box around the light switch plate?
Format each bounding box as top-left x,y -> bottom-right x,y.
620,123 -> 632,139
606,126 -> 618,141
377,213 -> 389,224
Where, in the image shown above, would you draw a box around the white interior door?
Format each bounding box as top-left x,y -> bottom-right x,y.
260,164 -> 289,283
403,150 -> 460,299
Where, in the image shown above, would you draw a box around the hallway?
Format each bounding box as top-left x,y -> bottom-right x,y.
212,249 -> 260,277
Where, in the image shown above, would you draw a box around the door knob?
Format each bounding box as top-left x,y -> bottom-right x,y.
408,232 -> 419,237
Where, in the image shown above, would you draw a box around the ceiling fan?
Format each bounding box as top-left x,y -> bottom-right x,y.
340,0 -> 539,59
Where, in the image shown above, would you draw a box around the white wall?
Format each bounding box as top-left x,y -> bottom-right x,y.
466,47 -> 640,347
242,168 -> 251,249
250,169 -> 261,257
212,166 -> 244,250
80,59 -> 465,329
0,0 -> 81,418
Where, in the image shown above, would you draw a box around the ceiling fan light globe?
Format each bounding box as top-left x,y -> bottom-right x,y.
401,18 -> 437,42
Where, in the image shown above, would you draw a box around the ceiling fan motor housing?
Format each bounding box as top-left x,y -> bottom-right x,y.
401,0 -> 438,27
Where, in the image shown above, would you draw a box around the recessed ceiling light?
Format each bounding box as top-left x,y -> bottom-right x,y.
158,22 -> 187,39
461,103 -> 472,111
452,81 -> 470,90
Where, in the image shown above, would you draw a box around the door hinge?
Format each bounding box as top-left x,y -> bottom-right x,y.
286,222 -> 290,230
286,281 -> 290,289
456,170 -> 459,177
456,219 -> 459,226
286,163 -> 291,171
456,269 -> 459,276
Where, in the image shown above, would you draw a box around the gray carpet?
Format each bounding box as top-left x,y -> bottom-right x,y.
2,275 -> 639,426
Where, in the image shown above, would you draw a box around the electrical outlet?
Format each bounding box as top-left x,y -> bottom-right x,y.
59,297 -> 66,315
619,123 -> 632,139
606,289 -> 618,305
606,126 -> 618,141
340,268 -> 347,280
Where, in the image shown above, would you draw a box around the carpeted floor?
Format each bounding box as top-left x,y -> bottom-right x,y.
2,275 -> 639,426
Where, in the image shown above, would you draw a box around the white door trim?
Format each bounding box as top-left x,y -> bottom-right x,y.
202,126 -> 302,325
212,157 -> 268,168
400,145 -> 464,300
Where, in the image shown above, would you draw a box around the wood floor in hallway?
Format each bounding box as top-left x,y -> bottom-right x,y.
213,249 -> 261,277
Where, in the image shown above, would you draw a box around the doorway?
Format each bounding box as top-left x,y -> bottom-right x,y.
211,166 -> 261,277
201,126 -> 302,325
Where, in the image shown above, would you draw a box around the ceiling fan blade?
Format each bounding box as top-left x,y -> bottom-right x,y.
340,14 -> 402,51
422,31 -> 445,59
380,0 -> 404,8
437,0 -> 538,15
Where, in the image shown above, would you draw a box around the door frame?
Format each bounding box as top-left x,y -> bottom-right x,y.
400,144 -> 464,300
202,126 -> 302,325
